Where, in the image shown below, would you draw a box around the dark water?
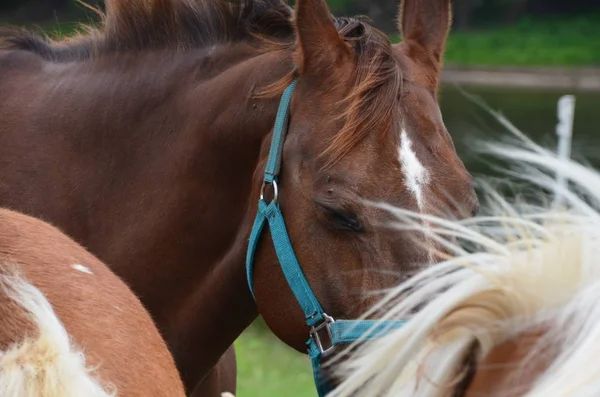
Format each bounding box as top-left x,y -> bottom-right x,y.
439,84 -> 600,179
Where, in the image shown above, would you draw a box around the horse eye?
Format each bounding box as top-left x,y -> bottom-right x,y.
317,202 -> 363,232
332,210 -> 363,232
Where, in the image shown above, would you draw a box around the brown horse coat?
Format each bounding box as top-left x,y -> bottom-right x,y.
0,208 -> 186,397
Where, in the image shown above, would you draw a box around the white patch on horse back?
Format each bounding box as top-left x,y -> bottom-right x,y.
72,264 -> 93,275
0,271 -> 113,396
399,129 -> 429,210
221,393 -> 235,397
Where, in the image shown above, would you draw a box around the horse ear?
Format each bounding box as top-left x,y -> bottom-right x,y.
293,0 -> 352,77
397,0 -> 452,64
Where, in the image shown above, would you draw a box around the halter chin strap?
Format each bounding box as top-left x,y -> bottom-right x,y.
245,79 -> 405,396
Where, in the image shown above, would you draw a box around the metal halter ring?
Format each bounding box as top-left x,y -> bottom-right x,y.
260,180 -> 279,204
310,313 -> 336,355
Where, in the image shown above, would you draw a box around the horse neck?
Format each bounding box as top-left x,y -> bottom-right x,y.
166,142 -> 273,389
148,49 -> 292,385
0,44 -> 293,389
172,208 -> 260,388
78,46 -> 293,302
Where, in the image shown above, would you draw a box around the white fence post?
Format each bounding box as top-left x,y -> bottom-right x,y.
554,94 -> 576,207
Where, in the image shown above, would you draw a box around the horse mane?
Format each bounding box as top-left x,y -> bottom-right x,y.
0,0 -> 400,165
329,125 -> 600,396
0,0 -> 295,61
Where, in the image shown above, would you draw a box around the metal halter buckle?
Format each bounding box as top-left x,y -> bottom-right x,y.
260,180 -> 279,204
310,313 -> 336,355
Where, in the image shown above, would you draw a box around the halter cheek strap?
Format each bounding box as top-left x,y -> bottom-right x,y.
245,79 -> 405,396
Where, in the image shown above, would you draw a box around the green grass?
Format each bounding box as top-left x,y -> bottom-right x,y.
235,319 -> 315,397
398,14 -> 600,67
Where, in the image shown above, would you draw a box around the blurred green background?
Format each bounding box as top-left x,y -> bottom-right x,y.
236,319 -> 314,397
1,1 -> 598,396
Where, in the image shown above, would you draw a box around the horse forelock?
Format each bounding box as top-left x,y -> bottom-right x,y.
258,17 -> 402,168
320,29 -> 401,168
329,134 -> 600,397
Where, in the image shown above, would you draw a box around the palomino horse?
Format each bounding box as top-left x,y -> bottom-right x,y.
330,138 -> 600,396
0,0 -> 477,394
0,207 -> 185,397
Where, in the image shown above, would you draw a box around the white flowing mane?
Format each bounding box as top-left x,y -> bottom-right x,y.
330,122 -> 600,397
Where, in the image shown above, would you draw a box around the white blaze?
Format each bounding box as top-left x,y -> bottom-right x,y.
72,264 -> 93,275
399,129 -> 429,210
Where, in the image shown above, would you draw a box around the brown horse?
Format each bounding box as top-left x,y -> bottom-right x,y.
0,207 -> 186,397
0,0 -> 477,394
330,139 -> 600,397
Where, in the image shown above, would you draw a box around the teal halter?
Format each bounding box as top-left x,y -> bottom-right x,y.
245,79 -> 405,396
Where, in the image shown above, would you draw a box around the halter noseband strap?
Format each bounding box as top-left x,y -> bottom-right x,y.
245,79 -> 405,396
